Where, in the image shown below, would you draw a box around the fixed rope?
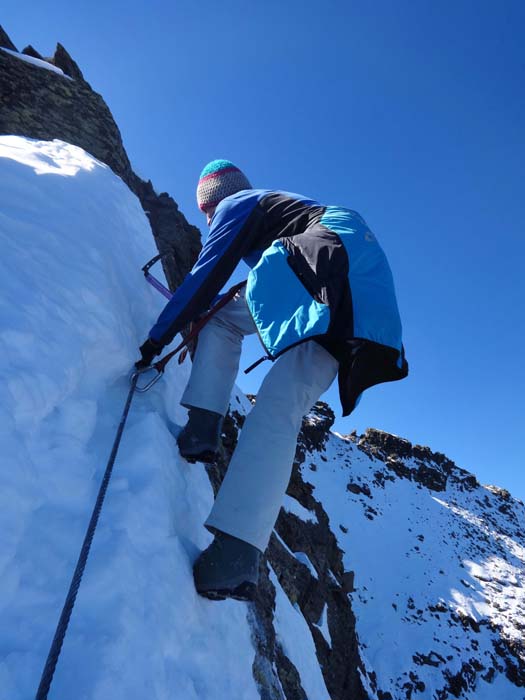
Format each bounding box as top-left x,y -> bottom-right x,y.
35,373 -> 139,700
35,277 -> 247,698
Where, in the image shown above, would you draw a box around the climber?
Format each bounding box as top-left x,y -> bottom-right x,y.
136,160 -> 408,602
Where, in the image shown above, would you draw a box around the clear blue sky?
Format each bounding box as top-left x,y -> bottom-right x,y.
4,1 -> 525,498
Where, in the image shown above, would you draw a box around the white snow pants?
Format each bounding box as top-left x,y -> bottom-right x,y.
180,289 -> 339,552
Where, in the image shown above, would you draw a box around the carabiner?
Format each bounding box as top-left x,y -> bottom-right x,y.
131,365 -> 164,393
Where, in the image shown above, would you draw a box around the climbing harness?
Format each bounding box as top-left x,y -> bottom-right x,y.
35,257 -> 245,699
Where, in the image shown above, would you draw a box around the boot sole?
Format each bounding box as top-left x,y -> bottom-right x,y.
196,580 -> 257,602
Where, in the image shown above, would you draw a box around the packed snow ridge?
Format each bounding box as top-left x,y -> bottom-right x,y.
0,136 -> 260,700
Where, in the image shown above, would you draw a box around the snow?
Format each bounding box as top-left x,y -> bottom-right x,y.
0,136 -> 258,700
312,603 -> 331,648
272,529 -> 318,579
269,568 -> 330,700
293,552 -> 319,580
471,671 -> 525,700
272,528 -> 294,556
1,47 -> 72,79
282,494 -> 318,524
302,430 -> 525,698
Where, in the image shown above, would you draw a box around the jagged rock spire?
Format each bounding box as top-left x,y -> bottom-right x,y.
0,24 -> 18,51
21,45 -> 44,60
53,42 -> 85,82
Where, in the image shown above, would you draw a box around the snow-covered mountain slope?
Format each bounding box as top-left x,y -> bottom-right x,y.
297,415 -> 525,699
0,136 -> 259,700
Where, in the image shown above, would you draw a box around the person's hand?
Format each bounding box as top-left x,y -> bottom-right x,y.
135,338 -> 163,369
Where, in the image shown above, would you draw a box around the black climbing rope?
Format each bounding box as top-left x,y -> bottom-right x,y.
35,278 -> 248,698
35,372 -> 139,700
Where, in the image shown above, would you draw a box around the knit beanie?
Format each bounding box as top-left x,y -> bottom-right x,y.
196,159 -> 251,212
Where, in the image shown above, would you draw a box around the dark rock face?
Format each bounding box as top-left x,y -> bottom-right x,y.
53,42 -> 85,82
0,25 -> 200,291
132,178 -> 200,289
0,25 -> 17,51
21,45 -> 44,60
358,428 -> 458,492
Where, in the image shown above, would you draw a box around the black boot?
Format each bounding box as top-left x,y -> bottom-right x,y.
193,531 -> 260,601
177,406 -> 224,463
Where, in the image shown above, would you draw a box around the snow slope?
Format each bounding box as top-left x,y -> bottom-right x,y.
302,426 -> 525,699
0,136 -> 259,700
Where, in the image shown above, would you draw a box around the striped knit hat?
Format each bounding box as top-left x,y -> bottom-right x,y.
196,159 -> 251,212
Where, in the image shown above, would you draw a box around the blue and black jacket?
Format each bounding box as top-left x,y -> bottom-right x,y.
149,189 -> 408,416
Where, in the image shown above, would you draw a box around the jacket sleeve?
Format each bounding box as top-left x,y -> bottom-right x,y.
148,192 -> 264,346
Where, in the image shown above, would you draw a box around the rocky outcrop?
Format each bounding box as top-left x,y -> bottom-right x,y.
0,25 -> 200,290
357,428 -> 480,494
131,177 -> 200,289
53,42 -> 86,82
0,25 -> 17,51
21,45 -> 44,61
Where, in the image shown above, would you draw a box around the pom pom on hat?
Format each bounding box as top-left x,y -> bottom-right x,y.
196,159 -> 251,212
